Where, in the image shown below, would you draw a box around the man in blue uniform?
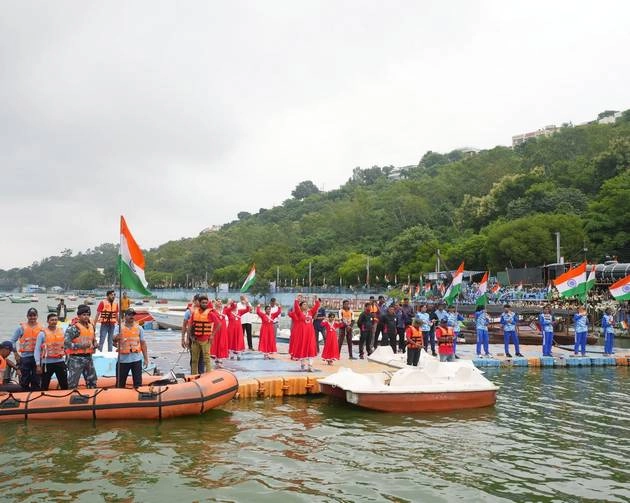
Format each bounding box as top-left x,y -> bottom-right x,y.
475,305 -> 490,358
500,304 -> 523,358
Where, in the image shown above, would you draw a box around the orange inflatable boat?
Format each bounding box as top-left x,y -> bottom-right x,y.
0,370 -> 238,421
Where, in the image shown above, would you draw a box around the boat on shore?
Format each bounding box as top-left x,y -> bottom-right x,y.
320,349 -> 498,413
9,296 -> 32,304
148,306 -> 187,329
0,370 -> 238,421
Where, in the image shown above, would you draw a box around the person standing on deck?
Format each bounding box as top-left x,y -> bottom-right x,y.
292,294 -> 321,371
256,304 -> 281,359
320,312 -> 341,364
338,300 -> 355,359
372,296 -> 387,348
415,304 -> 433,356
500,304 -> 523,358
405,319 -> 423,366
602,307 -> 616,356
65,304 -> 98,388
94,290 -> 118,352
380,305 -> 398,354
183,295 -> 204,372
395,303 -> 407,354
573,306 -> 589,357
538,305 -> 555,357
210,299 -> 229,367
426,303 -> 439,357
446,305 -> 464,359
269,298 -> 281,341
238,295 -> 254,351
113,309 -> 149,387
435,318 -> 456,362
475,305 -> 491,358
34,313 -> 68,390
188,295 -> 221,373
313,303 -> 327,354
10,307 -> 43,390
120,292 -> 131,313
357,303 -> 373,358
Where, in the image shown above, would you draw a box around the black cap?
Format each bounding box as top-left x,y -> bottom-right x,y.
125,308 -> 136,316
77,304 -> 91,316
440,318 -> 448,325
27,307 -> 38,316
0,341 -> 14,351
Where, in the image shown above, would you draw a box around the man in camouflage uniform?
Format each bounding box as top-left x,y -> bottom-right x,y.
64,304 -> 98,388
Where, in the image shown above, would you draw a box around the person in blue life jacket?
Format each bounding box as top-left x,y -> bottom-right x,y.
475,305 -> 490,358
538,305 -> 556,357
601,307 -> 615,356
500,304 -> 523,358
573,306 -> 589,357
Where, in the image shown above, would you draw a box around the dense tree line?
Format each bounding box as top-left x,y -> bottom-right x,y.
1,114 -> 629,290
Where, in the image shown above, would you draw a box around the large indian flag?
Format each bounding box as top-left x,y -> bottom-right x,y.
119,216 -> 152,296
609,275 -> 630,301
476,271 -> 489,306
554,262 -> 586,298
579,266 -> 596,302
443,262 -> 464,306
240,264 -> 256,293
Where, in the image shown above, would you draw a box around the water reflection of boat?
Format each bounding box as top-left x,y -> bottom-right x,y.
320,349 -> 498,413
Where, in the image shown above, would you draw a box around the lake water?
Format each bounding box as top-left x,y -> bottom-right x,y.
1,296 -> 630,502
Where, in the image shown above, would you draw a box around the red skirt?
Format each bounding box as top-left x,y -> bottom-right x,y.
292,323 -> 318,359
211,325 -> 229,359
258,324 -> 277,354
228,320 -> 245,352
321,330 -> 340,360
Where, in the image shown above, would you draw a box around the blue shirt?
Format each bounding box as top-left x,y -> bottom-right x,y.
415,312 -> 431,332
447,312 -> 464,333
500,312 -> 518,332
434,309 -> 448,322
475,311 -> 489,331
538,313 -> 554,333
573,313 -> 588,333
33,331 -> 65,365
11,325 -> 37,357
113,325 -> 146,363
602,314 -> 615,334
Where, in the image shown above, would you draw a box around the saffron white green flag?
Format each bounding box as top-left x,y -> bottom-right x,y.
443,262 -> 464,306
553,262 -> 586,298
240,264 -> 256,293
609,275 -> 630,301
579,266 -> 596,302
119,216 -> 151,296
476,271 -> 489,306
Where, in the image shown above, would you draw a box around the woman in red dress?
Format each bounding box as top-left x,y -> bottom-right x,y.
320,312 -> 341,364
291,294 -> 321,371
225,300 -> 245,359
210,299 -> 229,367
256,304 -> 281,358
287,308 -> 298,359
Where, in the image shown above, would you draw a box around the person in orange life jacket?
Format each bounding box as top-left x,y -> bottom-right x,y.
188,295 -> 222,374
93,290 -> 119,352
338,300 -> 355,359
65,304 -> 98,389
113,309 -> 149,388
0,341 -> 20,385
10,307 -> 43,390
34,313 -> 68,390
183,294 -> 206,373
120,291 -> 131,313
436,318 -> 456,362
356,302 -> 374,358
379,304 -> 398,353
405,319 -> 424,366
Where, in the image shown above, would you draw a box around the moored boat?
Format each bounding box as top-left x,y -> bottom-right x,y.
9,296 -> 32,304
0,370 -> 238,421
320,351 -> 498,413
148,307 -> 186,329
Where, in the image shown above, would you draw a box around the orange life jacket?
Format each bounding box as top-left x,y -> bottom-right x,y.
436,326 -> 454,347
191,308 -> 214,341
42,327 -> 65,359
118,323 -> 141,354
98,300 -> 119,324
340,308 -> 353,324
19,322 -> 43,353
406,326 -> 423,349
0,354 -> 6,372
66,322 -> 95,355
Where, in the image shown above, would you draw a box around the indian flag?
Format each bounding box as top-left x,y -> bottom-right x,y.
609,275 -> 630,301
443,262 -> 464,306
476,271 -> 489,306
119,216 -> 151,296
240,264 -> 256,293
554,262 -> 586,298
491,282 -> 501,294
546,281 -> 554,300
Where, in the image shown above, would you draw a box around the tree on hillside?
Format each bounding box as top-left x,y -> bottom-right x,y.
291,180 -> 320,199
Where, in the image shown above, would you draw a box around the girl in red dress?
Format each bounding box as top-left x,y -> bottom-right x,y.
256,304 -> 282,358
320,312 -> 342,364
210,299 -> 229,367
225,300 -> 246,359
291,294 -> 321,371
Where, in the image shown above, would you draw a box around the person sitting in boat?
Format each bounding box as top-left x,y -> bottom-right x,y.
500,304 -> 524,358
602,307 -> 616,357
475,305 -> 491,358
34,313 -> 68,390
573,306 -> 589,357
113,309 -> 149,388
405,319 -> 423,366
538,305 -> 556,357
436,318 -> 456,362
10,307 -> 43,391
64,304 -> 98,389
0,341 -> 20,386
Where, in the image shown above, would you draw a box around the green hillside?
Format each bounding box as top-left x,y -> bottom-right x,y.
2,113 -> 629,290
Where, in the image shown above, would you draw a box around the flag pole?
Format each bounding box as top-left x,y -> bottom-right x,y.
117,215 -> 123,388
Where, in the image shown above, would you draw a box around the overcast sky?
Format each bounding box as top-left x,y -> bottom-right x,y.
1,1 -> 629,269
